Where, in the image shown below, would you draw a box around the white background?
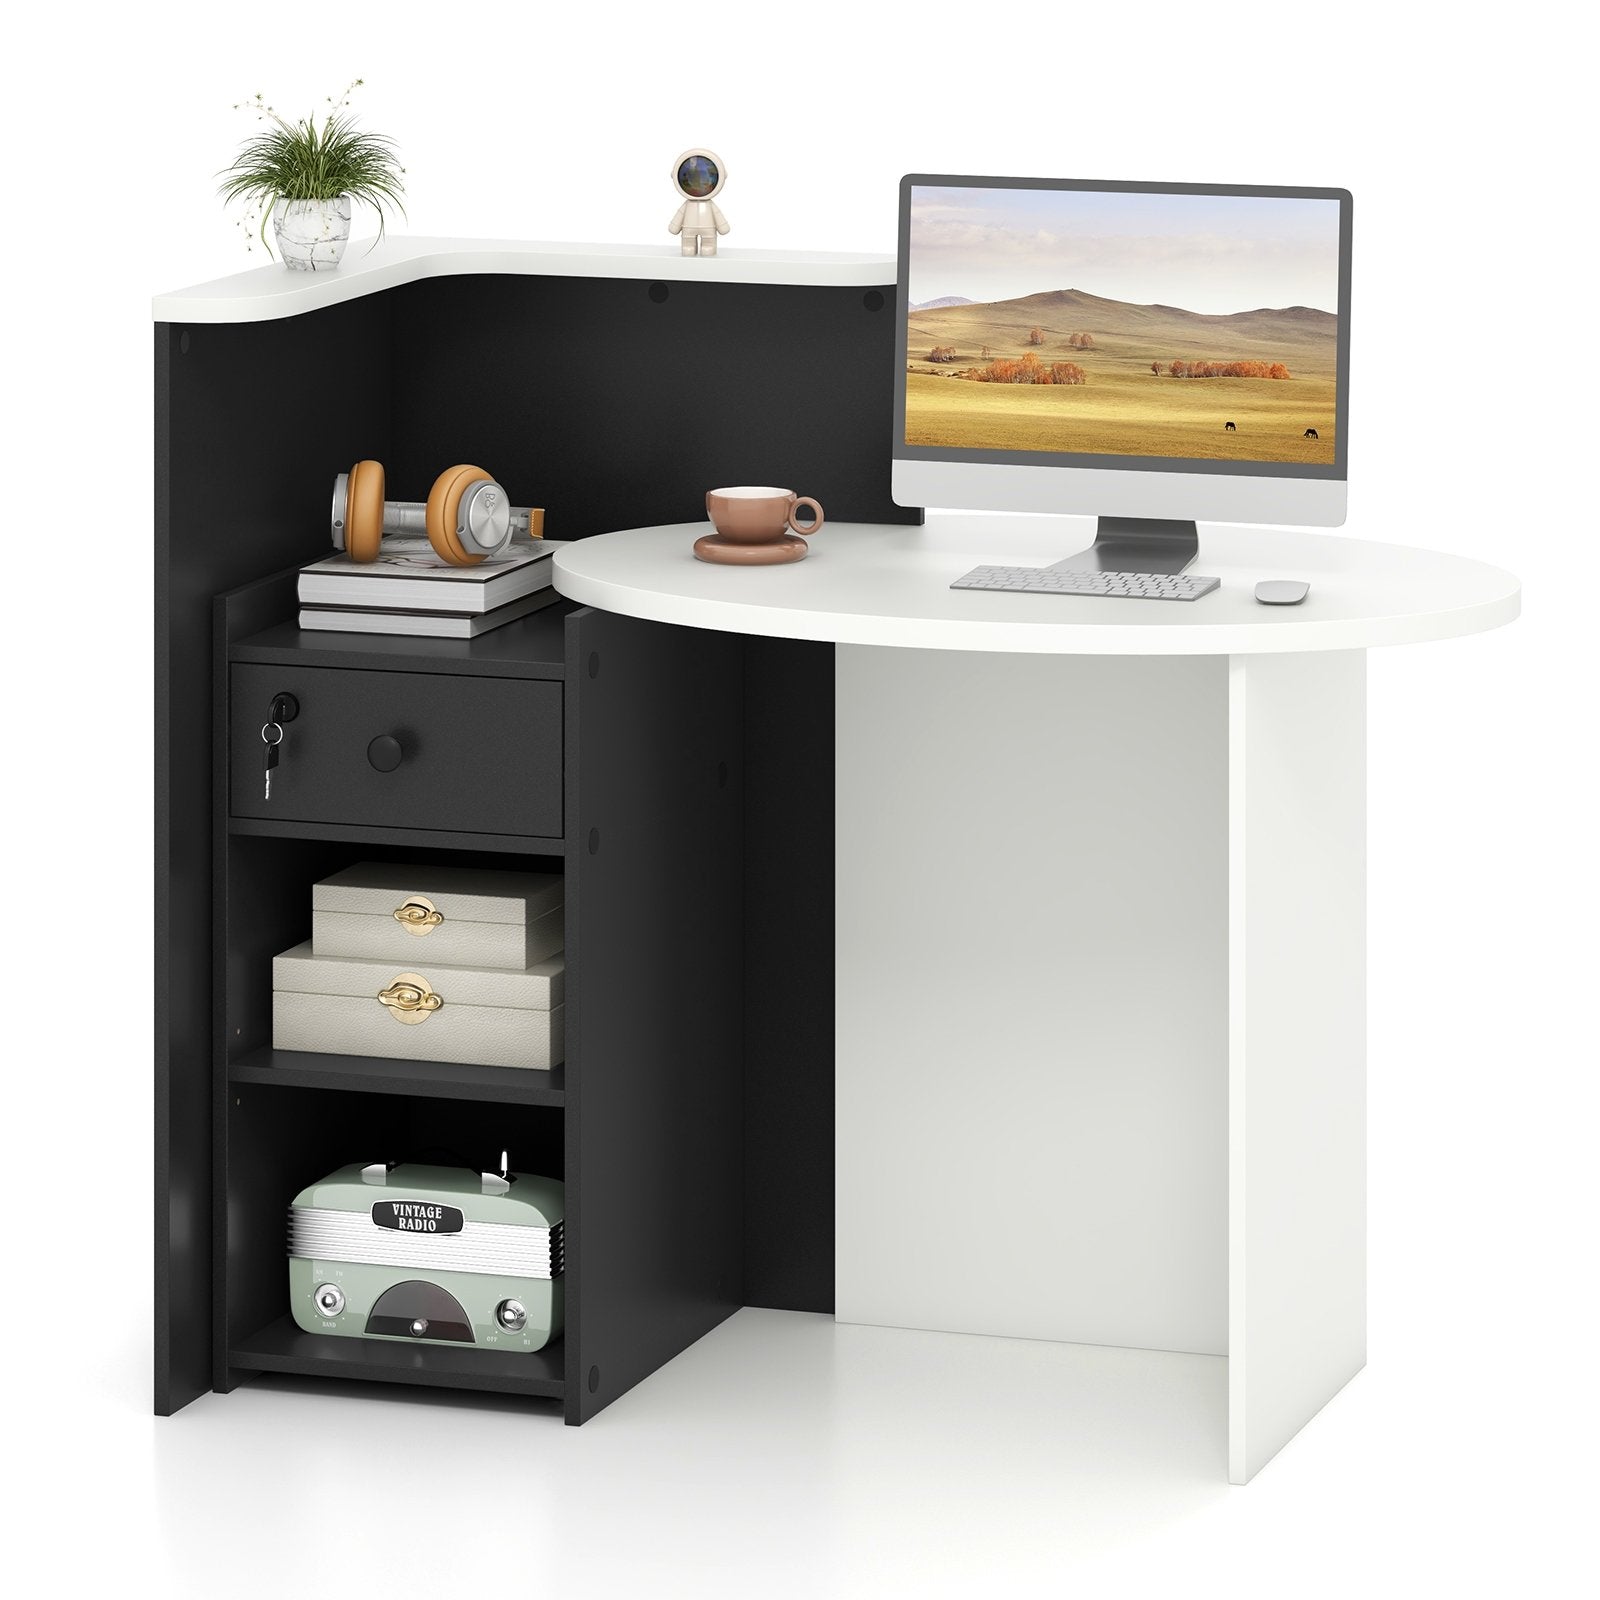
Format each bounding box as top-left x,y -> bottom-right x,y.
3,2 -> 1594,1595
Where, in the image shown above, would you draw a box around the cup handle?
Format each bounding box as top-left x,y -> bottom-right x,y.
788,497 -> 825,536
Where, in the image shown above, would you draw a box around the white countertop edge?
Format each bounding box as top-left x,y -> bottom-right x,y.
551,564 -> 1522,656
154,238 -> 897,323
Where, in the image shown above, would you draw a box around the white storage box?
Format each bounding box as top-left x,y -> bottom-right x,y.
312,862 -> 563,971
273,942 -> 565,1071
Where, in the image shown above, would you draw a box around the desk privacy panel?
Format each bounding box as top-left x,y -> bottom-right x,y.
382,274 -> 917,534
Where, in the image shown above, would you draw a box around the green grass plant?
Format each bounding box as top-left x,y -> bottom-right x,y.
218,81 -> 404,257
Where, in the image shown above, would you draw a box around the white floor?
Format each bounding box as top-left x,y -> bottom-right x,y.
10,1305 -> 1585,1599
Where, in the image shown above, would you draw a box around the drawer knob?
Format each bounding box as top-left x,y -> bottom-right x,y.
367,734 -> 404,773
393,896 -> 444,935
378,973 -> 442,1024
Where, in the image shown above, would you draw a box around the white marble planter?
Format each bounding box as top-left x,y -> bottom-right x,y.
273,196 -> 352,272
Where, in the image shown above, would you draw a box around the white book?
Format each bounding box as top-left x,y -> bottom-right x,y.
299,589 -> 561,639
298,539 -> 563,613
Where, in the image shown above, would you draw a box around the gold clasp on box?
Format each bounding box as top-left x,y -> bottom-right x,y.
393,896 -> 444,935
378,973 -> 443,1024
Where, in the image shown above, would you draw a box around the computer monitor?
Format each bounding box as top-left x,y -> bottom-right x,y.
893,175 -> 1352,573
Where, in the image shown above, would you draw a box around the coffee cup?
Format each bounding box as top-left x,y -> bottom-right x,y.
706,486 -> 825,544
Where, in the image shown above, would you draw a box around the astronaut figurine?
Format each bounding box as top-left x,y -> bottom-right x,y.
668,149 -> 729,257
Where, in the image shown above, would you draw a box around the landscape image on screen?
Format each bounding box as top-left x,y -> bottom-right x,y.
905,186 -> 1341,464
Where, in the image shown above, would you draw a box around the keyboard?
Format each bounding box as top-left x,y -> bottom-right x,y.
951,566 -> 1221,602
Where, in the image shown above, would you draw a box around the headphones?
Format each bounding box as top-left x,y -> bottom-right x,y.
331,461 -> 544,565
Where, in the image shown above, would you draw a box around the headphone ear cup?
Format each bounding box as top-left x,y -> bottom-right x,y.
426,465 -> 495,565
345,460 -> 387,563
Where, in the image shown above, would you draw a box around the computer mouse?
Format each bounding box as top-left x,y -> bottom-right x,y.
1254,580 -> 1310,606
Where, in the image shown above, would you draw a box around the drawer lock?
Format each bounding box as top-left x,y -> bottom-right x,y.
378,973 -> 443,1024
392,896 -> 444,935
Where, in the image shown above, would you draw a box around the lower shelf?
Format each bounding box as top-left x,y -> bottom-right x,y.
230,1315 -> 565,1399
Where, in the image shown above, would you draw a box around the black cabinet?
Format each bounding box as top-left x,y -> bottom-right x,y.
156,264 -> 911,1424
213,589 -> 751,1422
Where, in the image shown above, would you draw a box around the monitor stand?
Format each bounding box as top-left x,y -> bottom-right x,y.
1049,516 -> 1198,576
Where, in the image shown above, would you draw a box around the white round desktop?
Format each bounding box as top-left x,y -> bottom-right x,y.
555,516 -> 1519,1483
552,514 -> 1519,654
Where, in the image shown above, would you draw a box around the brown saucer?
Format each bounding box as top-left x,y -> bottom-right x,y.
694,532 -> 809,565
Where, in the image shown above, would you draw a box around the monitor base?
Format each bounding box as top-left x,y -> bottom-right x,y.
1050,516 -> 1199,576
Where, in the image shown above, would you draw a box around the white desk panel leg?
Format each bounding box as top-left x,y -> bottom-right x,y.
1227,649 -> 1366,1483
835,647 -> 1230,1356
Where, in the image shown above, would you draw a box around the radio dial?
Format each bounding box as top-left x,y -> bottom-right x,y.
496,1299 -> 528,1332
314,1284 -> 345,1317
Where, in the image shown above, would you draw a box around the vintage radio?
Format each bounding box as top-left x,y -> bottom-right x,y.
288,1158 -> 564,1353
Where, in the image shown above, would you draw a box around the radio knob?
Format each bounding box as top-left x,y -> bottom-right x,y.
496,1299 -> 527,1332
410,1317 -> 429,1337
314,1284 -> 345,1317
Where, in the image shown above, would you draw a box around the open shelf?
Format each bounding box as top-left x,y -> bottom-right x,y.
231,1315 -> 565,1399
231,602 -> 573,681
230,1047 -> 565,1107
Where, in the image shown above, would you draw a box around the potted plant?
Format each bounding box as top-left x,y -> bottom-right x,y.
219,81 -> 405,271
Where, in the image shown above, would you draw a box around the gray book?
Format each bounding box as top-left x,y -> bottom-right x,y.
298,538 -> 562,612
299,589 -> 560,639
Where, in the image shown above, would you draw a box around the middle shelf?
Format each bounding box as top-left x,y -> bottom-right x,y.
229,1046 -> 566,1107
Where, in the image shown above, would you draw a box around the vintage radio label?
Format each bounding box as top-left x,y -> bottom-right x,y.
371,1200 -> 464,1234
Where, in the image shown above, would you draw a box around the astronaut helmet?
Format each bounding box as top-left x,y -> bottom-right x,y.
672,149 -> 726,201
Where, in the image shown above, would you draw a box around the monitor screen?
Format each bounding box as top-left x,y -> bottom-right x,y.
897,177 -> 1350,480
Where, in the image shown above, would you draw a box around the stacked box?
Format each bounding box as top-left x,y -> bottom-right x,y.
273,863 -> 565,1070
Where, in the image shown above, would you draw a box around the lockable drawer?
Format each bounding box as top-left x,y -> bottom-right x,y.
230,664 -> 562,839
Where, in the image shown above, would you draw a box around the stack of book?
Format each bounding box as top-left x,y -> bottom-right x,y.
297,539 -> 564,639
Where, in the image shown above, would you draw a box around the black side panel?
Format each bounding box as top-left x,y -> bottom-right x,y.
388,275 -> 918,535
741,638 -> 837,1313
155,302 -> 392,1413
160,273 -> 901,1418
565,609 -> 744,1422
